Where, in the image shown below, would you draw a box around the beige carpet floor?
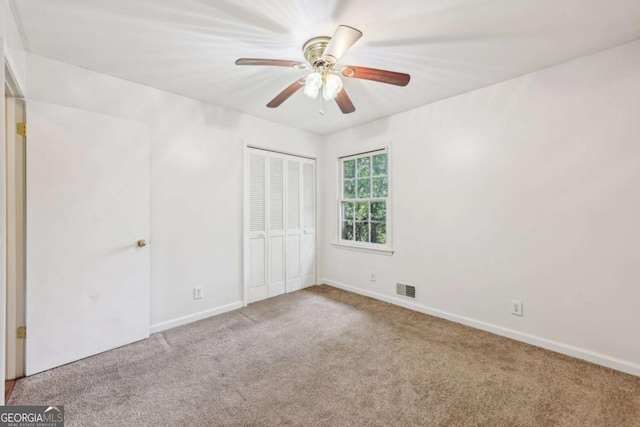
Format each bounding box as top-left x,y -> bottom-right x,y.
9,285 -> 640,426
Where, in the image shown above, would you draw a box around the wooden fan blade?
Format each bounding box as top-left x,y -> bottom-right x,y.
321,25 -> 363,64
267,78 -> 306,108
341,66 -> 410,86
235,58 -> 309,69
335,89 -> 356,114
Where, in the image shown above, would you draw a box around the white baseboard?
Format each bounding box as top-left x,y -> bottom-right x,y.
150,301 -> 243,334
321,278 -> 640,378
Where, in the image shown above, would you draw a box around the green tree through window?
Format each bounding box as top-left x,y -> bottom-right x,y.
340,151 -> 388,246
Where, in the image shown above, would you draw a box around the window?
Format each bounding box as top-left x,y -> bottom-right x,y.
339,150 -> 389,247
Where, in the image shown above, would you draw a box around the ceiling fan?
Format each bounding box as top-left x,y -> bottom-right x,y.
235,25 -> 411,114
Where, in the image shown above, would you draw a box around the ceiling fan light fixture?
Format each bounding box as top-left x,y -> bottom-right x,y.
303,71 -> 322,99
235,24 -> 410,114
322,74 -> 343,101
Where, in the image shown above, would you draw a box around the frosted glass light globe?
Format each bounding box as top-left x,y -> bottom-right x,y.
322,74 -> 343,101
303,72 -> 322,99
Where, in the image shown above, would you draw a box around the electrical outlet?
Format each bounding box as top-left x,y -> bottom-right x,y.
511,300 -> 523,316
370,272 -> 376,282
194,287 -> 203,300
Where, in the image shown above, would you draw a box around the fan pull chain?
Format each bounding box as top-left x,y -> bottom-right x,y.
318,91 -> 325,116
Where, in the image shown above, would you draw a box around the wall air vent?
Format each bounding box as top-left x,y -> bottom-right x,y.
396,283 -> 416,299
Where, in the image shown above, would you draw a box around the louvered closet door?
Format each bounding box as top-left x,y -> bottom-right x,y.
267,155 -> 286,298
285,159 -> 302,292
247,149 -> 315,303
248,151 -> 268,303
301,160 -> 317,287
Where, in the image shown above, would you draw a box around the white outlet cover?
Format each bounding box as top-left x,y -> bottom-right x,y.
511,300 -> 523,316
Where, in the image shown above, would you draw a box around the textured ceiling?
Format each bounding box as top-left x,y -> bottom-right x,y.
10,0 -> 640,135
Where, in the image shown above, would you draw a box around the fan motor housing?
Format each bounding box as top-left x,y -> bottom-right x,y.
302,36 -> 330,66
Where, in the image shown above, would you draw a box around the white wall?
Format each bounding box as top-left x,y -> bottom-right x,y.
320,40 -> 640,376
1,0 -> 26,91
25,53 -> 322,331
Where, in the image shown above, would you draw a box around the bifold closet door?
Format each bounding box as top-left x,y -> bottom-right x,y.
247,149 -> 316,304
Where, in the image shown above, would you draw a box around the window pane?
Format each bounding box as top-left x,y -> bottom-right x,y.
341,221 -> 354,240
354,202 -> 369,221
372,177 -> 388,197
370,201 -> 386,222
357,157 -> 371,178
343,159 -> 355,179
357,178 -> 371,198
371,223 -> 386,244
342,202 -> 354,220
343,179 -> 355,199
341,152 -> 389,247
356,222 -> 370,242
372,154 -> 387,176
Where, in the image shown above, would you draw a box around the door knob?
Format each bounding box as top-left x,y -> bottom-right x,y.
137,239 -> 147,247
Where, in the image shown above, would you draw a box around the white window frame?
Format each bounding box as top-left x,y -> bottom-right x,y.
335,147 -> 394,255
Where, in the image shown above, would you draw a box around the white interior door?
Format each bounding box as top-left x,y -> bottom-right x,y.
286,159 -> 302,292
302,160 -> 316,287
26,100 -> 150,375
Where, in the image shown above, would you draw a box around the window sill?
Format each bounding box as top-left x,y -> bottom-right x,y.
332,242 -> 395,256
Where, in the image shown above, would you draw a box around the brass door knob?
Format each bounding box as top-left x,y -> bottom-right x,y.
137,239 -> 147,247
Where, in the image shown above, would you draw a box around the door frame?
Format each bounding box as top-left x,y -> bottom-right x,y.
242,141 -> 318,307
4,92 -> 25,381
3,56 -> 26,401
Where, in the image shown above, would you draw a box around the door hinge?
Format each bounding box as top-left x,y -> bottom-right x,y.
17,122 -> 27,136
17,326 -> 26,339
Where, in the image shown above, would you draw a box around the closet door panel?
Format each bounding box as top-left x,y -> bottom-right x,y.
285,159 -> 302,292
302,161 -> 316,287
248,151 -> 268,303
270,237 -> 285,284
250,240 -> 266,288
286,236 -> 301,280
267,155 -> 286,297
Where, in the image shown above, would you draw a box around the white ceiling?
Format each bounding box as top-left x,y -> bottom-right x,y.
10,0 -> 640,135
